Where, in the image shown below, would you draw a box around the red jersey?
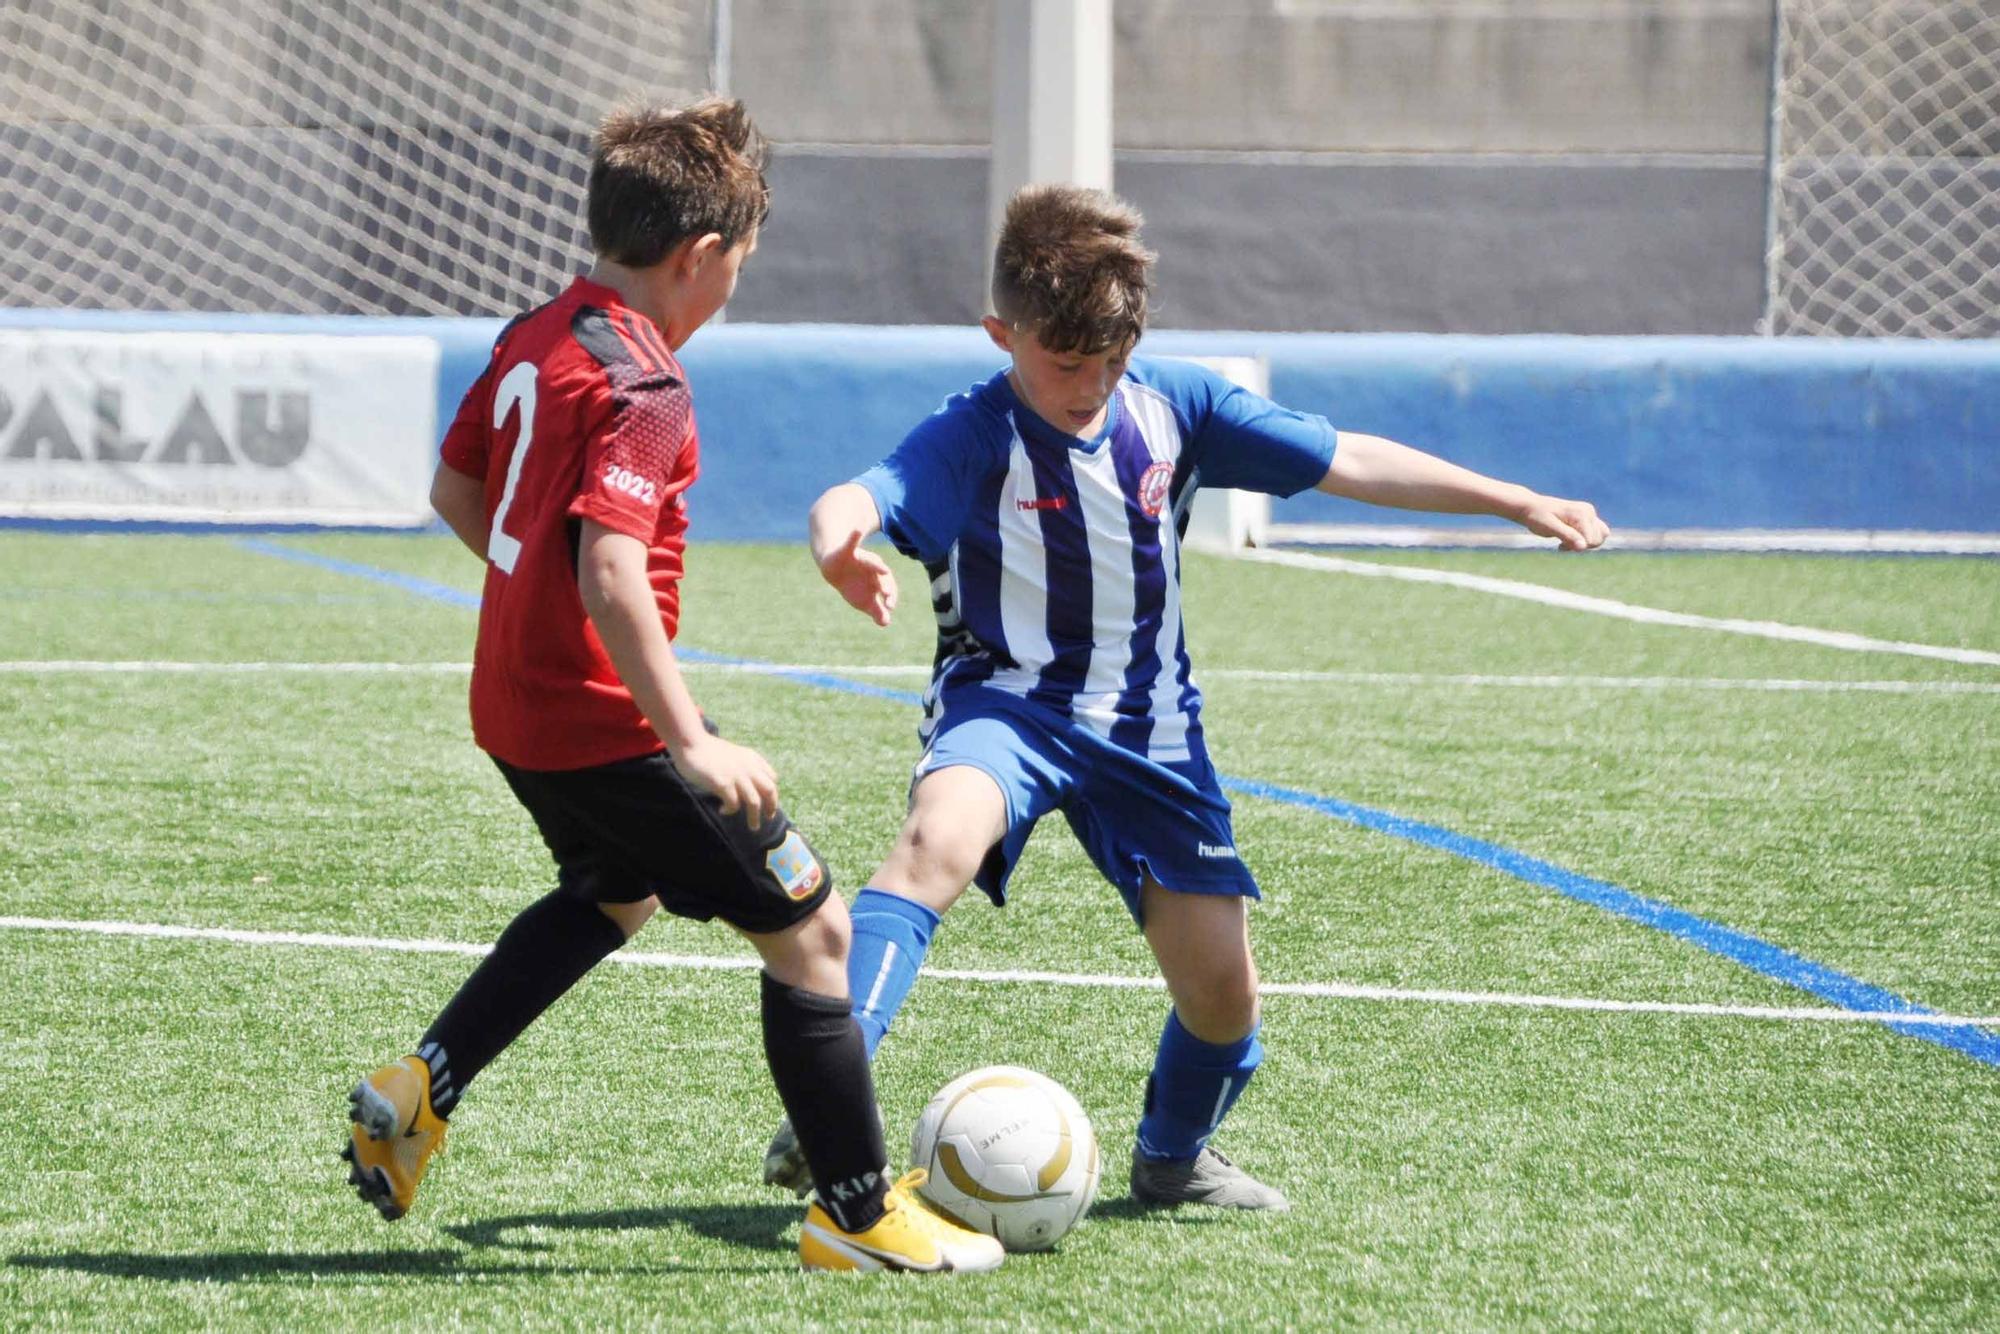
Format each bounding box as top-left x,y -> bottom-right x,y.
439,277 -> 696,770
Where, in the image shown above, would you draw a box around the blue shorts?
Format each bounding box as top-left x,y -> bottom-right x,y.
914,687 -> 1258,924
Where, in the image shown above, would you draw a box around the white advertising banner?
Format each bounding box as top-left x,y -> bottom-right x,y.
0,331 -> 440,525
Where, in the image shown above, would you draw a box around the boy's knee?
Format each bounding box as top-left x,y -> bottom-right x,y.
795,900 -> 851,962
776,896 -> 854,972
889,811 -> 986,902
1178,984 -> 1259,1045
745,898 -> 852,997
879,765 -> 1004,905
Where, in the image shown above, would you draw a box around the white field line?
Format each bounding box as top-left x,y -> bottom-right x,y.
0,660 -> 470,674
4,914 -> 1995,1029
1242,547 -> 2000,667
1197,671 -> 2000,695
4,660 -> 1996,695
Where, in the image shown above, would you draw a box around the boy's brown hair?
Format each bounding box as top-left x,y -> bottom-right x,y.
992,185 -> 1154,354
588,97 -> 771,267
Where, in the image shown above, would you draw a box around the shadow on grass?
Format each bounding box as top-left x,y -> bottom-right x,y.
7,1250 -> 506,1282
444,1200 -> 798,1253
1087,1195 -> 1235,1224
8,1246 -> 768,1283
8,1204 -> 797,1283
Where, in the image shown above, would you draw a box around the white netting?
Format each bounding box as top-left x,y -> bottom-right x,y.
1,1 -> 711,316
1764,0 -> 2000,338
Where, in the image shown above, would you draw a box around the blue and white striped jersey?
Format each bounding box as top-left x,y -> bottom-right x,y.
857,356 -> 1337,764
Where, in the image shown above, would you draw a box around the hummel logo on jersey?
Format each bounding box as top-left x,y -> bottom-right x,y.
1198,842 -> 1239,860
1016,495 -> 1068,511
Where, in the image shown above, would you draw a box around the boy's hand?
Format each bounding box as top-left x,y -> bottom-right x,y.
819,530 -> 899,626
670,732 -> 779,829
1517,494 -> 1610,551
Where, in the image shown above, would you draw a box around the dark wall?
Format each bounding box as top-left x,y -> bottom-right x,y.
732,148 -> 1769,335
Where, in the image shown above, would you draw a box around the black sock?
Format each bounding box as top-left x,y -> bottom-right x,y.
760,972 -> 891,1232
418,890 -> 627,1117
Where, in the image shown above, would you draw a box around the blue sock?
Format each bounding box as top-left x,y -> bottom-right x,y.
847,888 -> 939,1058
1135,1010 -> 1262,1162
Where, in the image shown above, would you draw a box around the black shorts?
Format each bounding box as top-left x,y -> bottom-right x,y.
491,741 -> 833,936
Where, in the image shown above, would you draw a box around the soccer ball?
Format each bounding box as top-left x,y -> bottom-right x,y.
908,1065 -> 1100,1252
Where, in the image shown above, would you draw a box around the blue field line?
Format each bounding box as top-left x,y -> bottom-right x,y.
236,538 -> 481,609
1219,776 -> 2000,1068
236,539 -> 927,704
237,539 -> 1999,1068
675,647 -> 929,706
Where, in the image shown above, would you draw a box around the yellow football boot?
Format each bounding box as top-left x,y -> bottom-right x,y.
799,1169 -> 1005,1273
341,1056 -> 447,1221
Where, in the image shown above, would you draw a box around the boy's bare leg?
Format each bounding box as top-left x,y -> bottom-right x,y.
870,764 -> 1004,912
1131,878 -> 1288,1210
740,885 -> 852,994
1141,881 -> 1259,1043
596,896 -> 660,939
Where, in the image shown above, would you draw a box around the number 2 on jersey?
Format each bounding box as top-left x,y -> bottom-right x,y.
485,360 -> 539,574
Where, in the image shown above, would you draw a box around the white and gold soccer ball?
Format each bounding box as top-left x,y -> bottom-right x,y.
908,1065 -> 1101,1251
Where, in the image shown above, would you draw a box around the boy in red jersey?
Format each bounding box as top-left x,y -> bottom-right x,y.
342,98 -> 1001,1274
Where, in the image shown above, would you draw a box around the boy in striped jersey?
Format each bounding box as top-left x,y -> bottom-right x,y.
768,184 -> 1609,1209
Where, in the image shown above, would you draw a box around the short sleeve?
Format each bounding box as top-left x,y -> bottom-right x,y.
568,364 -> 693,540
1133,358 -> 1337,498
438,360 -> 497,480
855,398 -> 1007,564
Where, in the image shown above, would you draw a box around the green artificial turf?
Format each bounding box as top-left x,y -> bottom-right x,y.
1,532 -> 1994,1328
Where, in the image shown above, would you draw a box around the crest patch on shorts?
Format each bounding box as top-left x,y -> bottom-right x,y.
766,830 -> 825,900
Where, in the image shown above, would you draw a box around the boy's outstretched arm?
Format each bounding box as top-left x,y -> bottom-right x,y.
808,482 -> 900,626
576,518 -> 778,826
1318,432 -> 1610,550
431,460 -> 490,558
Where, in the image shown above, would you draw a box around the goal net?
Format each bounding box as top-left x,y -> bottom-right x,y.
1763,0 -> 2000,338
1,2 -> 712,317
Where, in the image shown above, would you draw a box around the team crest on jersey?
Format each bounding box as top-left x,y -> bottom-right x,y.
1137,460 -> 1174,518
766,830 -> 825,900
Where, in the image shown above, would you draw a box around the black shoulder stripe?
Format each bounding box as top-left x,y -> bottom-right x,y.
571,305 -> 639,371
612,310 -> 676,378
627,314 -> 677,374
